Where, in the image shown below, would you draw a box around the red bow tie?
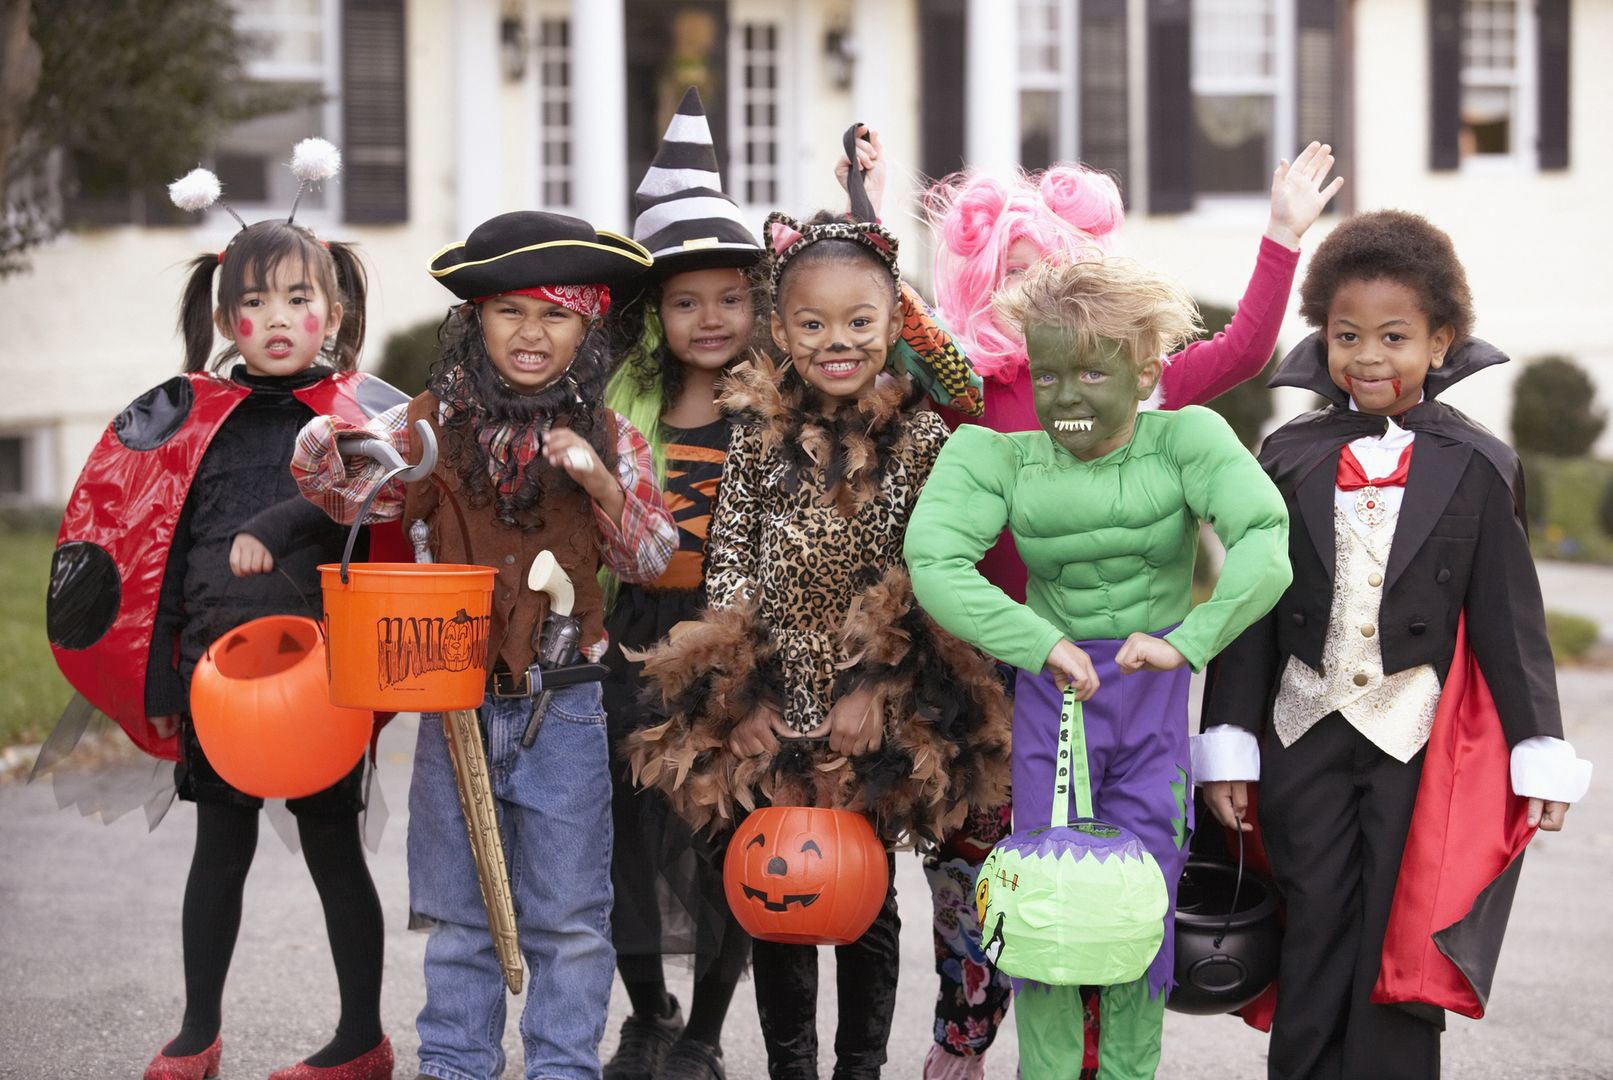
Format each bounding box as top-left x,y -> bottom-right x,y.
1336,443 -> 1413,491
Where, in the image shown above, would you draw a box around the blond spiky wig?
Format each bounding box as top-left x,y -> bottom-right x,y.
993,257 -> 1202,374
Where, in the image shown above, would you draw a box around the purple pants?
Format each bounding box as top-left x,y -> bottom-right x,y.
1011,637 -> 1193,999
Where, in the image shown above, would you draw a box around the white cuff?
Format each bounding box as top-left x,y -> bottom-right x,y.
1191,725 -> 1261,784
1510,736 -> 1593,803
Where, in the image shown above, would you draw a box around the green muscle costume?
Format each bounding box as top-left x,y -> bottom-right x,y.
905,405 -> 1290,1080
905,406 -> 1290,670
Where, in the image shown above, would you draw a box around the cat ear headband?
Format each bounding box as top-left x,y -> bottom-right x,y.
168,138 -> 343,259
763,211 -> 899,301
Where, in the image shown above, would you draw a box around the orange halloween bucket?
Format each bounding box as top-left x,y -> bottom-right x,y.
319,561 -> 496,711
317,421 -> 495,711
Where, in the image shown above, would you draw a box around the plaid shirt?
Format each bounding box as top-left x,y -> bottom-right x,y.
292,400 -> 676,588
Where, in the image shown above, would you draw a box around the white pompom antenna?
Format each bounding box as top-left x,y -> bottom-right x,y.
290,138 -> 343,182
168,167 -> 222,212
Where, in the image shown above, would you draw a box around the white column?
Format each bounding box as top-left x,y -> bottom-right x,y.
570,0 -> 629,229
454,0 -> 502,238
966,0 -> 1021,172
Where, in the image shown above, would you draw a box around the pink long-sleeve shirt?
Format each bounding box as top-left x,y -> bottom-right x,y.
947,235 -> 1300,603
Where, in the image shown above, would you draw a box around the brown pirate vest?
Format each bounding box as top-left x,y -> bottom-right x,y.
403,392 -> 612,676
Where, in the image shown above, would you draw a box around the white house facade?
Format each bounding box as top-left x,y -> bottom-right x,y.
2,0 -> 1607,506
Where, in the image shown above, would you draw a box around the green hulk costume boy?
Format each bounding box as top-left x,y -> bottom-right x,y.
906,259 -> 1291,1079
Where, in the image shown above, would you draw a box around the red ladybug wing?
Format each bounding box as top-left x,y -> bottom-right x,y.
48,370 -> 411,760
49,374 -> 246,759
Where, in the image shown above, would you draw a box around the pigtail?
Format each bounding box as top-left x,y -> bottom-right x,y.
178,254 -> 222,373
325,239 -> 368,371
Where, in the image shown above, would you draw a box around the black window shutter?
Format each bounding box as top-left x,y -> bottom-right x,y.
1079,0 -> 1130,205
919,0 -> 968,182
1146,0 -> 1192,213
342,0 -> 409,224
1429,0 -> 1461,171
1537,0 -> 1570,170
1296,0 -> 1349,212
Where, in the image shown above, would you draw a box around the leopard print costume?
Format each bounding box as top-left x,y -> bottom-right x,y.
626,357 -> 1012,844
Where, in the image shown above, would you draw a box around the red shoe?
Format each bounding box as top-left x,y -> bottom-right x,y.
142,1036 -> 222,1080
268,1036 -> 394,1080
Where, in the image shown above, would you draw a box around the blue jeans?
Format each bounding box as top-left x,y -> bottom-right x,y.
409,683 -> 614,1080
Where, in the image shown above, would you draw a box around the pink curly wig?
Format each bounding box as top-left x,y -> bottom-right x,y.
924,164 -> 1124,381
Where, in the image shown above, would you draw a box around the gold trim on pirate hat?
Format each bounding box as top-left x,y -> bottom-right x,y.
429,210 -> 654,300
631,87 -> 762,276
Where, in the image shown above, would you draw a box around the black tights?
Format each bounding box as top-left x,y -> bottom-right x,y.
163,803 -> 384,1067
750,857 -> 901,1080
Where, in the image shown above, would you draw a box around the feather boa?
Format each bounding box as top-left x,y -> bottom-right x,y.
624,569 -> 1012,848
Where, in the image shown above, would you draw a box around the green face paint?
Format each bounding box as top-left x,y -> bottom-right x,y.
1026,324 -> 1145,460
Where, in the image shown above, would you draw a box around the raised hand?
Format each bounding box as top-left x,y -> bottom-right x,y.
834,124 -> 887,219
1265,141 -> 1345,250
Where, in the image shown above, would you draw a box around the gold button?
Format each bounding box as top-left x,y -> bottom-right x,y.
1353,672 -> 1370,687
1368,572 -> 1384,587
1361,624 -> 1376,638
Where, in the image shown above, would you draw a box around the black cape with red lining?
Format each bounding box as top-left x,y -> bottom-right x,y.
1211,333 -> 1539,1026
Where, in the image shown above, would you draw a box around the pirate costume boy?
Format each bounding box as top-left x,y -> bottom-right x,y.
293,210 -> 677,1080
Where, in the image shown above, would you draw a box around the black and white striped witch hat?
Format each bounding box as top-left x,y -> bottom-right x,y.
632,86 -> 761,275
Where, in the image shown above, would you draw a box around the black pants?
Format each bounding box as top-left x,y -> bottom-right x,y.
1260,713 -> 1442,1080
751,854 -> 900,1080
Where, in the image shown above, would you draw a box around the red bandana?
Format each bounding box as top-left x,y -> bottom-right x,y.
473,283 -> 611,318
1336,443 -> 1413,491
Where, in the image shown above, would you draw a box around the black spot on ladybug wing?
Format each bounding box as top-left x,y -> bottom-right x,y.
113,376 -> 193,451
47,541 -> 120,650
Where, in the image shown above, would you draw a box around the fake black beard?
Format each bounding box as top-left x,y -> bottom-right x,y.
426,317 -> 613,530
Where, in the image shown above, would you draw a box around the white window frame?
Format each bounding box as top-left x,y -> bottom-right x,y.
213,0 -> 343,228
1459,0 -> 1538,174
1189,0 -> 1295,210
1016,0 -> 1081,167
728,7 -> 790,218
530,2 -> 575,211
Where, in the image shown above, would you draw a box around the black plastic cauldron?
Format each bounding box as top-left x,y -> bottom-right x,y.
1165,854 -> 1281,1015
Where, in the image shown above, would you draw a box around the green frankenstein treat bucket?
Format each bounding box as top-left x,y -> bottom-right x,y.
975,689 -> 1169,986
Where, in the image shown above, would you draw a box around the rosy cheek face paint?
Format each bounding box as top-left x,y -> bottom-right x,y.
1391,378 -> 1403,398
237,318 -> 254,338
303,314 -> 322,335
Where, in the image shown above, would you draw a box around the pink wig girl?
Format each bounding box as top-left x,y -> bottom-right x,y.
925,165 -> 1124,382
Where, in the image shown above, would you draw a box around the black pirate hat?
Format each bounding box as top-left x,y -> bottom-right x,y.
631,87 -> 762,276
429,210 -> 654,300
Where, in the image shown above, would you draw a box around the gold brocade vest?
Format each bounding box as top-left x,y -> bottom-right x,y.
1274,506 -> 1442,762
402,392 -> 611,676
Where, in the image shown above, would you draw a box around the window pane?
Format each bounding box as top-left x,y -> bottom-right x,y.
1020,90 -> 1059,172
1461,86 -> 1513,154
1193,94 -> 1273,194
0,436 -> 22,497
1193,0 -> 1276,82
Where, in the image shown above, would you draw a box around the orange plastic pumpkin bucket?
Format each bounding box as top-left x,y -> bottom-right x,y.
190,615 -> 373,799
319,561 -> 496,711
723,806 -> 889,945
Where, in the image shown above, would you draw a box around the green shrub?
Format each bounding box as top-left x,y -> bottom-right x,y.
1520,453 -> 1549,531
0,530 -> 73,747
1545,611 -> 1599,665
1196,301 -> 1276,449
1511,356 -> 1606,457
370,316 -> 444,396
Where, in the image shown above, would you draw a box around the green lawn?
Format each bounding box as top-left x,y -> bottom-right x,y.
0,529 -> 73,746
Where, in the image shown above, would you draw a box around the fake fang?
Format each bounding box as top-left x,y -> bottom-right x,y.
1054,419 -> 1095,432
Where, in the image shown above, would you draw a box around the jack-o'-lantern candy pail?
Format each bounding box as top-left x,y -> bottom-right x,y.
319,562 -> 495,711
723,806 -> 888,946
189,615 -> 373,799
